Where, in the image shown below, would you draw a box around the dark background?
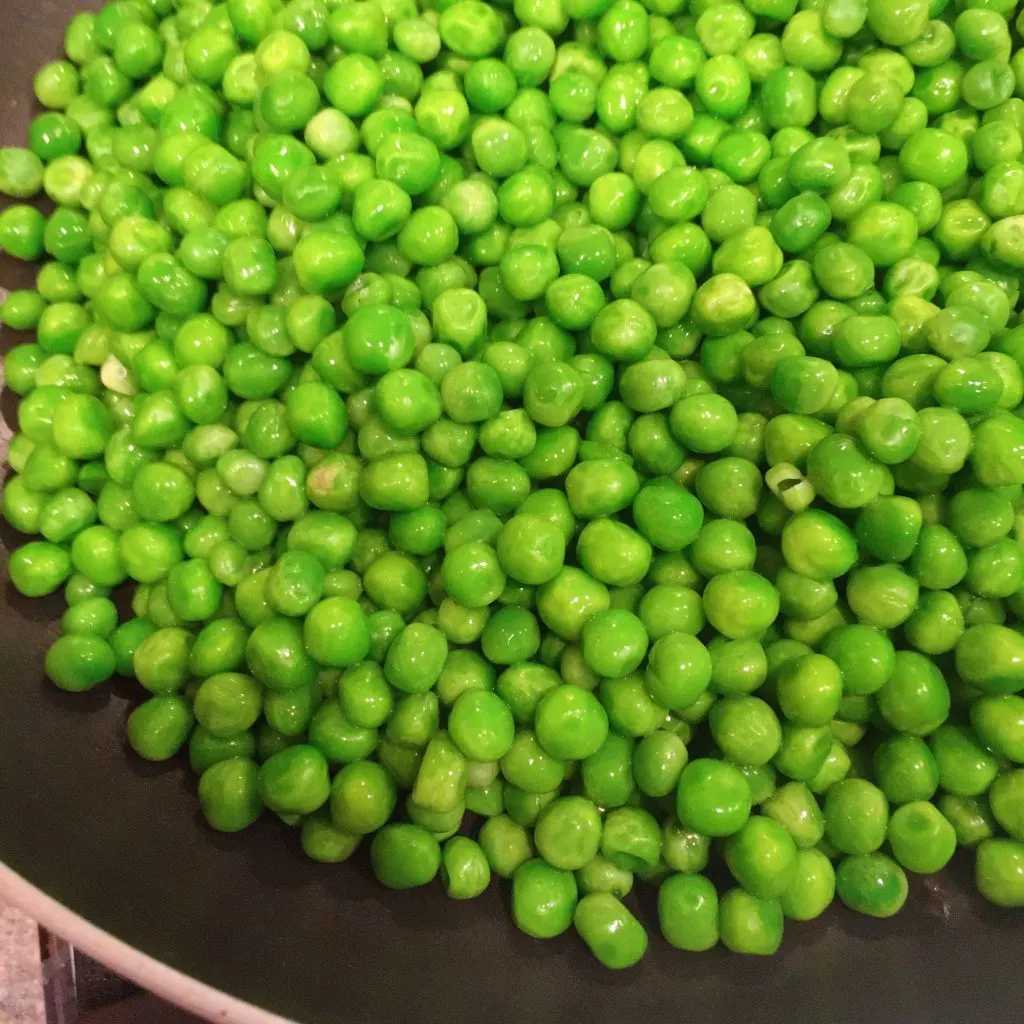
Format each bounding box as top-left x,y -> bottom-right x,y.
2,2 -> 1024,1022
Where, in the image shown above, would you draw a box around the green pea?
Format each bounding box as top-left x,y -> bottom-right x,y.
127,695 -> 194,762
718,888 -> 784,955
45,634 -> 116,692
442,836 -> 491,900
836,853 -> 908,917
574,893 -> 648,969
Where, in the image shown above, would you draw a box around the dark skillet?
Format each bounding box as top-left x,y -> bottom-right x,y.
2,2 -> 1024,1021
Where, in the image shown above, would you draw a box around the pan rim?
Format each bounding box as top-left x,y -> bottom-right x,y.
0,860 -> 294,1024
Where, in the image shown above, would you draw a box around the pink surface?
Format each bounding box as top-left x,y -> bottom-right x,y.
0,903 -> 45,1024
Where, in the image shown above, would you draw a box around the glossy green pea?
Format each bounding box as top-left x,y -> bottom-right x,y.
574,893 -> 648,969
656,872 -> 718,951
198,758 -> 262,834
710,695 -> 781,766
126,694 -> 194,762
45,633 -> 116,692
580,608 -> 649,679
836,853 -> 908,917
676,758 -> 752,837
971,695 -> 1024,763
724,815 -> 798,899
875,651 -> 951,737
702,570 -> 779,639
500,727 -> 566,794
718,888 -> 784,955
369,823 -> 441,890
577,519 -> 651,588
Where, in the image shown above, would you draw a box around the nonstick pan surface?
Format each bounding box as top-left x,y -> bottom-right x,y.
2,3 -> 1024,1022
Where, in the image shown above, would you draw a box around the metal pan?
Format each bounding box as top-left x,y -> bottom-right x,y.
2,3 -> 1024,1021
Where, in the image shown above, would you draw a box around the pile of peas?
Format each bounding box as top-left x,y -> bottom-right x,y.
6,0 -> 1024,971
